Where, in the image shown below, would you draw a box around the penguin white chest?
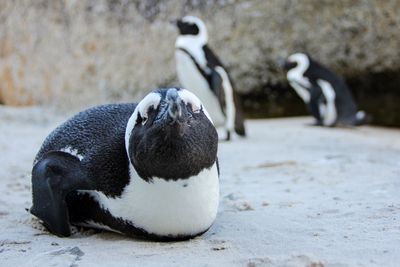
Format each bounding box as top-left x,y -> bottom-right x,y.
175,50 -> 225,127
88,163 -> 220,237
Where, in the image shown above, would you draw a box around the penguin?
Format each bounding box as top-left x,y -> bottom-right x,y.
282,52 -> 366,126
30,88 -> 220,241
174,15 -> 246,140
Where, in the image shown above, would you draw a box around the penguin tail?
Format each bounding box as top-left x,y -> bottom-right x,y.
354,110 -> 369,126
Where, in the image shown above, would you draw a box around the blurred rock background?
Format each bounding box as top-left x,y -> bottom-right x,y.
0,0 -> 399,125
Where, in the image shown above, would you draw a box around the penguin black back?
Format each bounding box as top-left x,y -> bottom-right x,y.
35,103 -> 136,197
303,56 -> 359,122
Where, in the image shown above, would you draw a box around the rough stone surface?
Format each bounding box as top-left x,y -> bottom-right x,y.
0,106 -> 399,266
0,1 -> 399,124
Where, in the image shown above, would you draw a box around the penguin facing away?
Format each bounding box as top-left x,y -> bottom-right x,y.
30,88 -> 220,241
282,52 -> 366,126
174,15 -> 246,140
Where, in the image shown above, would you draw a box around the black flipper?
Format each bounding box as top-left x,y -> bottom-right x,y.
30,151 -> 92,237
210,68 -> 226,112
307,82 -> 324,126
233,91 -> 246,137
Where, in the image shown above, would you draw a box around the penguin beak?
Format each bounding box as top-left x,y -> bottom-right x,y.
154,90 -> 185,124
278,58 -> 297,71
276,57 -> 286,69
167,98 -> 183,122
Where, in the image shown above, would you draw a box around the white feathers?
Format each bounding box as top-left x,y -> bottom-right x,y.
287,53 -> 339,126
175,16 -> 231,130
215,66 -> 236,132
287,53 -> 312,103
317,79 -> 337,126
60,146 -> 84,161
125,89 -> 213,158
175,16 -> 208,69
175,50 -> 225,127
181,16 -> 208,42
81,163 -> 219,237
177,88 -> 213,123
124,92 -> 161,157
356,110 -> 366,120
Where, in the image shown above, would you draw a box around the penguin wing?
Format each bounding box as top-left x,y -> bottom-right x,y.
203,45 -> 246,136
307,82 -> 324,124
203,45 -> 224,68
176,47 -> 225,105
31,151 -> 93,237
202,45 -> 227,109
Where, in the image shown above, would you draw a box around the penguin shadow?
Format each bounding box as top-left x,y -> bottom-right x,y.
243,160 -> 297,170
304,121 -> 366,130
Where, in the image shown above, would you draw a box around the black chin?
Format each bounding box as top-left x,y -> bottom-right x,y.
283,61 -> 298,71
129,114 -> 218,182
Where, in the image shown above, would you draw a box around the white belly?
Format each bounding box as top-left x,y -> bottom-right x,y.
175,50 -> 225,127
84,163 -> 219,237
317,79 -> 337,126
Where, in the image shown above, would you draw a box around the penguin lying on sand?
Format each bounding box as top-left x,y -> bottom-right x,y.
174,15 -> 246,140
282,52 -> 366,126
30,88 -> 220,241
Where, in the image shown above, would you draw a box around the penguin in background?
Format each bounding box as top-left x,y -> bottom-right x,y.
281,52 -> 367,127
30,88 -> 220,241
174,15 -> 246,140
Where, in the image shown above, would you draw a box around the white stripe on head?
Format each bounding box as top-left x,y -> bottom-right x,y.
317,79 -> 337,126
287,53 -> 312,101
288,53 -> 310,69
181,15 -> 208,43
125,92 -> 161,157
287,53 -> 311,86
177,89 -> 213,124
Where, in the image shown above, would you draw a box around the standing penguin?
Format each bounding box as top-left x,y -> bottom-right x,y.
174,15 -> 246,140
282,52 -> 366,126
30,88 -> 220,241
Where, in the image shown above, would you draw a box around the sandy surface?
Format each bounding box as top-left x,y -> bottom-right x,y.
0,106 -> 399,267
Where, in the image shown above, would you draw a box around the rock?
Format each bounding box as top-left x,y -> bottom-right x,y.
0,1 -> 399,125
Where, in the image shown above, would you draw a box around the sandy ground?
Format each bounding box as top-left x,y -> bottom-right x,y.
0,106 -> 399,267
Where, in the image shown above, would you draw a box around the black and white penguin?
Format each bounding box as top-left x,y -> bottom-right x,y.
282,52 -> 366,126
174,15 -> 246,140
30,88 -> 220,241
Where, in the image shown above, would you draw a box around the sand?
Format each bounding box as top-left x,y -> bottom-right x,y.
0,106 -> 399,267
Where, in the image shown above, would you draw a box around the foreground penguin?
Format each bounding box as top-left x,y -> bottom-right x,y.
282,52 -> 366,126
30,88 -> 219,241
174,15 -> 246,140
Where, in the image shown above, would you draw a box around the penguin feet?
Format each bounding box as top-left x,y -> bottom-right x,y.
30,151 -> 92,237
354,110 -> 369,126
307,119 -> 323,127
225,130 -> 231,141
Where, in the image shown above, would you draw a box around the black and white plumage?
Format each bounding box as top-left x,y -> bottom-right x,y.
30,88 -> 219,241
174,15 -> 246,140
283,53 -> 366,126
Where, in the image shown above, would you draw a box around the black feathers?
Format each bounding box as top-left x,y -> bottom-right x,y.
176,20 -> 200,35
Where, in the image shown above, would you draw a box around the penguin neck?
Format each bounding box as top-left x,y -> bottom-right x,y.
287,57 -> 311,92
176,35 -> 208,68
176,30 -> 208,49
287,58 -> 309,82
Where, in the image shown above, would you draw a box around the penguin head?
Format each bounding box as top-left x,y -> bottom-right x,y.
125,88 -> 218,182
282,52 -> 311,71
175,16 -> 208,43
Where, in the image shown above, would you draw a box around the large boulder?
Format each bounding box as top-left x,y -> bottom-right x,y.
0,1 -> 399,125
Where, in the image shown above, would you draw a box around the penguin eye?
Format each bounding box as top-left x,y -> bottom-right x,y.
188,102 -> 201,114
136,113 -> 148,126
